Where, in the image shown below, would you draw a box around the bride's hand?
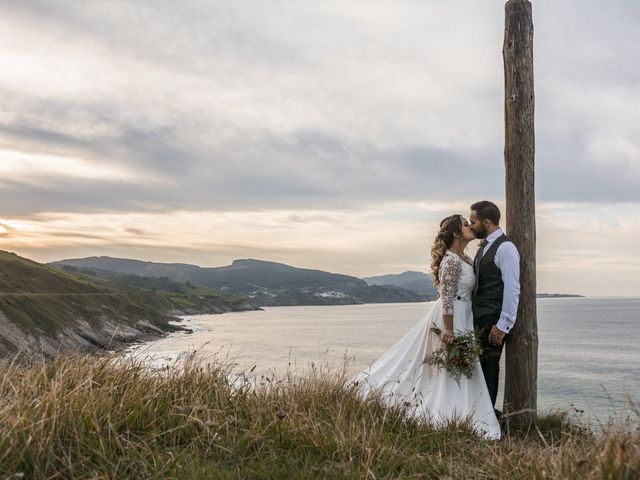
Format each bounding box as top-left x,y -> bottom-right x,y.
441,329 -> 455,345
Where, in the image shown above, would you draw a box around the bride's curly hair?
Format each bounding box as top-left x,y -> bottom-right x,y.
430,214 -> 463,287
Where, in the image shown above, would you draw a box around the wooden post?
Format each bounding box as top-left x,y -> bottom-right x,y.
503,0 -> 538,421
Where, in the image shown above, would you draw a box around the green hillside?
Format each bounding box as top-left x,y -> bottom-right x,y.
0,251 -> 256,356
0,250 -> 103,294
55,264 -> 258,315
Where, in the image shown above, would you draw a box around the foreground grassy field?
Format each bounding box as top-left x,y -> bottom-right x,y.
0,353 -> 637,479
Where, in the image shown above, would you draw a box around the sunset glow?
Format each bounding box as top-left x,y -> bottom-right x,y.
1,1 -> 639,296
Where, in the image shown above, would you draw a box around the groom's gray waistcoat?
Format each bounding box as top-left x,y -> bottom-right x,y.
473,233 -> 511,320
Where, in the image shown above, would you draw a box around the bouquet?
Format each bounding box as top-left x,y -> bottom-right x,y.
423,323 -> 483,386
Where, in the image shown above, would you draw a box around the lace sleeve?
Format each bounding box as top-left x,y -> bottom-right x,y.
439,254 -> 462,316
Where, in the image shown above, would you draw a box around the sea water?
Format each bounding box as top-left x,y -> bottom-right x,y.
128,297 -> 640,427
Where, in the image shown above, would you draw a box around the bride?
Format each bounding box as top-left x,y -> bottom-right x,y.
351,214 -> 500,440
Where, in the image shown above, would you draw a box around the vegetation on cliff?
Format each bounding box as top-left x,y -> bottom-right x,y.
0,251 -> 256,356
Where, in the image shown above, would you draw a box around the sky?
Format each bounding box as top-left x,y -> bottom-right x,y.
0,1 -> 639,296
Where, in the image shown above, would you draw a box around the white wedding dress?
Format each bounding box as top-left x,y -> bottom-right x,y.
351,251 -> 501,440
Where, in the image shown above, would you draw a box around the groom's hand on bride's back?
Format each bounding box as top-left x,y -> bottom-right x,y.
489,326 -> 506,346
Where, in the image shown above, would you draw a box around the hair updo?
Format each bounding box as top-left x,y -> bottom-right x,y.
430,214 -> 463,287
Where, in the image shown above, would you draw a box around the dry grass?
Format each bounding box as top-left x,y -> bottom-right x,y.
0,352 -> 638,479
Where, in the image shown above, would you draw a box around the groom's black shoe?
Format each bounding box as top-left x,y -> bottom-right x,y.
494,409 -> 502,421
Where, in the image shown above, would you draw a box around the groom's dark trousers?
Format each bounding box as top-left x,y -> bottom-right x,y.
474,313 -> 504,408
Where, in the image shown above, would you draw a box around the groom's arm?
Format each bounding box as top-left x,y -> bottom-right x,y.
494,242 -> 521,334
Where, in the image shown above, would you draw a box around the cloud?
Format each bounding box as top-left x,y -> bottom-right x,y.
0,1 -> 499,216
0,1 -> 639,295
1,0 -> 638,216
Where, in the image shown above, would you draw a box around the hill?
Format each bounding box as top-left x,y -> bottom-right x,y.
362,270 -> 437,296
0,250 -> 104,295
51,257 -> 433,305
55,264 -> 259,315
363,270 -> 585,299
50,256 -> 201,283
0,251 -> 256,356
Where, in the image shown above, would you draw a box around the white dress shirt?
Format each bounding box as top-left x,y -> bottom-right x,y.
480,228 -> 520,334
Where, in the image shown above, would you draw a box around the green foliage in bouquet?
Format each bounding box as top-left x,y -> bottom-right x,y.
423,323 -> 484,386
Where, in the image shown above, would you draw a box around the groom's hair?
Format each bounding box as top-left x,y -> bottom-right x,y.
471,201 -> 500,225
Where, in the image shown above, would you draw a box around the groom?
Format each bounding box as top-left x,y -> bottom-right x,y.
469,201 -> 520,416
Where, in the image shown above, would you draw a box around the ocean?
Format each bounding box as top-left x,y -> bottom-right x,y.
127,297 -> 640,427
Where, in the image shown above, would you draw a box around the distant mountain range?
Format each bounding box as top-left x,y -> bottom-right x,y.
50,257 -> 435,306
362,271 -> 437,297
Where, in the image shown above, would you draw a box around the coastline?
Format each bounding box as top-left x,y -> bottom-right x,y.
0,300 -> 260,359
